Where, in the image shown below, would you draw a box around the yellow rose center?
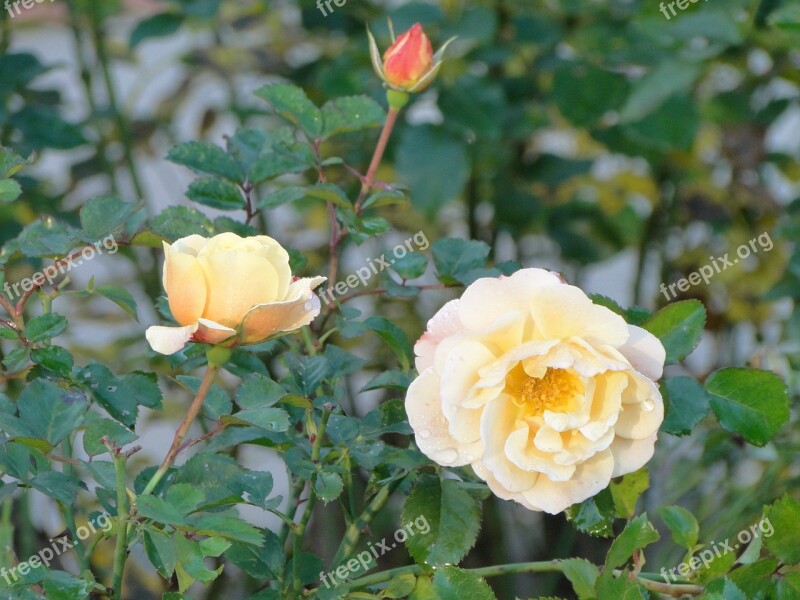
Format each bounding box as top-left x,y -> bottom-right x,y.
511,368 -> 582,416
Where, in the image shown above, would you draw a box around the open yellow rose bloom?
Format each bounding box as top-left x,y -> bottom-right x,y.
405,268 -> 666,514
146,232 -> 325,355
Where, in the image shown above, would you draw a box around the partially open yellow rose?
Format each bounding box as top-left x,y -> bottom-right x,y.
146,232 -> 325,355
405,268 -> 665,514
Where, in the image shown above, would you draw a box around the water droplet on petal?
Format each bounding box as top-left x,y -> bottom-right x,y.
438,448 -> 459,464
418,429 -> 431,440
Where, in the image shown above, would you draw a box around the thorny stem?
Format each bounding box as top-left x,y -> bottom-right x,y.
140,363 -> 220,496
325,106 -> 402,299
291,407 -> 332,598
111,449 -> 130,600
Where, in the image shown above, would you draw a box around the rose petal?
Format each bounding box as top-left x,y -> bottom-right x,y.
618,325 -> 666,380
145,323 -> 198,355
194,318 -> 236,345
163,242 -> 209,327
405,368 -> 482,467
458,268 -> 562,333
198,250 -> 282,327
521,449 -> 615,515
615,379 -> 664,440
239,276 -> 325,344
479,395 -> 538,493
415,299 -> 463,372
610,433 -> 657,477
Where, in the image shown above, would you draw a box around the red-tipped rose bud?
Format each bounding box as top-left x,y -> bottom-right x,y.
368,23 -> 455,95
382,24 -> 433,89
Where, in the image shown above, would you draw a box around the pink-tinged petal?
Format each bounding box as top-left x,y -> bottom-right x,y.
146,323 -> 198,355
405,368 -> 482,466
414,299 -> 463,372
458,268 -> 562,333
521,449 -> 615,515
382,23 -> 434,89
198,251 -> 281,327
618,325 -> 666,381
163,241 -> 208,327
239,276 -> 325,344
194,318 -> 236,345
610,433 -> 657,477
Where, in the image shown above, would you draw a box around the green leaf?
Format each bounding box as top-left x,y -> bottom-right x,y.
610,468 -> 649,519
0,179 -> 22,203
397,125 -> 470,217
661,376 -> 712,436
659,506 -> 699,550
728,559 -> 779,597
18,380 -> 87,446
79,195 -> 135,240
190,514 -> 263,545
619,61 -> 703,123
642,299 -> 706,363
226,531 -> 284,581
391,252 -> 428,280
258,185 -> 307,209
364,316 -> 413,371
705,368 -> 789,446
763,495 -> 800,564
561,558 -> 600,600
255,84 -> 323,139
82,417 -> 137,456
30,471 -> 82,504
283,354 -> 329,396
26,313 -> 68,342
566,487 -> 615,538
222,407 -> 290,432
168,141 -> 244,182
145,528 -> 178,578
314,471 -> 343,504
95,284 -> 138,320
604,514 -> 659,570
137,495 -> 189,525
147,205 -> 213,242
186,178 -> 245,210
320,96 -> 385,139
305,183 -> 352,209
702,579 -> 747,600
432,238 -> 491,286
235,374 -> 285,408
402,476 -> 481,567
130,12 -> 184,49
594,574 -> 645,600
432,566 -> 497,600
30,345 -> 73,377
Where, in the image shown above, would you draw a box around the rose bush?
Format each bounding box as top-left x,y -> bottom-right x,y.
406,268 -> 666,514
146,232 -> 325,355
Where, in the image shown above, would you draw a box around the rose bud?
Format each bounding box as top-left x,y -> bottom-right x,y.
146,232 -> 325,355
368,22 -> 455,94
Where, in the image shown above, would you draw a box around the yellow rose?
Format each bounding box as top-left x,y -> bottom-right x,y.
405,268 -> 665,514
146,232 -> 325,355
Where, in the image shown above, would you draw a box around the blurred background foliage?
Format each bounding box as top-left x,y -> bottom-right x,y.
1,0 -> 800,597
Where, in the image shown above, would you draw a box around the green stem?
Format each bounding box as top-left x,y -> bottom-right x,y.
330,475 -> 406,568
327,561 -> 704,597
111,451 -> 130,600
291,408 -> 332,598
87,2 -> 145,200
61,437 -> 89,572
